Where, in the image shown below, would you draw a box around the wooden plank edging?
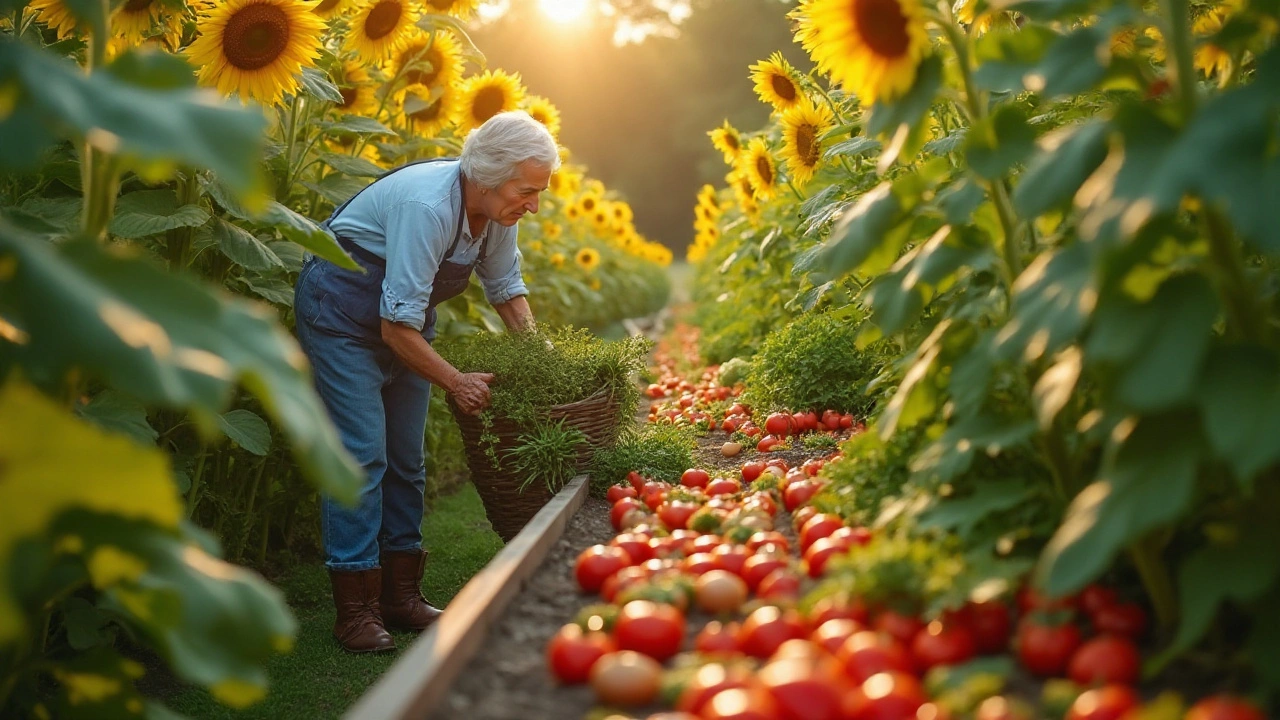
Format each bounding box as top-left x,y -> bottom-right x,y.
343,475 -> 590,720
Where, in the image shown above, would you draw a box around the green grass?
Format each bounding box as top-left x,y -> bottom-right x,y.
164,483 -> 504,719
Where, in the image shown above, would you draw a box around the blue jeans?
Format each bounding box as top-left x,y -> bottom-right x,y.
294,255 -> 435,571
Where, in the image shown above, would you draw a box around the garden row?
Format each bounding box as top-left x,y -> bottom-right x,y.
676,0 -> 1279,711
0,0 -> 669,716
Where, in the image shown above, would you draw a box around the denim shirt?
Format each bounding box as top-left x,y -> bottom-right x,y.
326,160 -> 528,332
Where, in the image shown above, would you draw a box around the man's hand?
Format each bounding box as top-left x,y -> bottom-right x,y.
450,372 -> 495,415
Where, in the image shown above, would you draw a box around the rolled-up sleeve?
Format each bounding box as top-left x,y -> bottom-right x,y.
381,201 -> 447,331
476,224 -> 529,305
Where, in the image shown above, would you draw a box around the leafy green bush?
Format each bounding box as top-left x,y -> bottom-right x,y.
589,423 -> 697,497
716,357 -> 752,386
505,420 -> 586,494
743,308 -> 889,414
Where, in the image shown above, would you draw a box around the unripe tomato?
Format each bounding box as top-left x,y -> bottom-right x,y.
1065,685 -> 1139,720
910,620 -> 977,672
575,545 -> 630,593
546,623 -> 616,684
738,606 -> 807,659
614,600 -> 685,661
1067,635 -> 1140,686
681,468 -> 710,488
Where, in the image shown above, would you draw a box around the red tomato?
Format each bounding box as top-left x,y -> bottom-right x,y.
722,416 -> 742,433
728,402 -> 749,416
1185,695 -> 1269,720
627,470 -> 647,491
681,468 -> 710,488
1091,603 -> 1147,639
707,477 -> 742,496
1018,585 -> 1079,614
800,514 -> 844,551
575,545 -> 631,593
614,600 -> 685,662
695,621 -> 742,655
1079,584 -> 1119,616
803,537 -> 848,579
783,480 -> 821,512
911,620 -> 977,672
828,525 -> 873,548
607,485 -> 638,503
765,412 -> 793,437
764,458 -> 790,471
966,600 -> 1012,655
792,506 -> 819,532
1065,685 -> 1139,720
790,411 -> 809,433
692,534 -> 723,554
742,553 -> 789,591
658,500 -> 699,531
758,435 -> 785,452
810,595 -> 871,627
1067,635 -> 1140,686
811,618 -> 866,655
840,413 -> 855,429
759,655 -> 846,720
837,631 -> 914,684
712,543 -> 750,576
842,672 -> 926,720
874,611 -> 924,647
758,568 -> 803,601
546,623 -> 616,684
1016,616 -> 1082,676
742,460 -> 766,482
738,606 -> 807,659
748,531 -> 791,553
702,687 -> 783,720
683,552 -> 720,576
676,663 -> 753,714
611,497 -> 644,531
648,535 -> 684,559
802,458 -> 826,477
744,491 -> 778,516
601,565 -> 650,603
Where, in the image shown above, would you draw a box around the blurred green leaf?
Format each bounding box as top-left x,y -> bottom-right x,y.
995,243 -> 1094,363
823,136 -> 881,161
104,48 -> 197,90
1013,120 -> 1109,218
964,104 -> 1037,180
0,41 -> 266,196
301,174 -> 370,205
807,182 -> 906,280
77,389 -> 158,445
918,480 -> 1034,536
0,224 -> 361,503
315,115 -> 395,136
1037,411 -> 1201,595
109,191 -> 210,239
864,226 -> 994,336
867,54 -> 943,138
1197,344 -> 1280,481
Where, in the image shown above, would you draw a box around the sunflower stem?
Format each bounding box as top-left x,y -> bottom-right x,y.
808,76 -> 848,127
1161,0 -> 1199,118
281,93 -> 303,200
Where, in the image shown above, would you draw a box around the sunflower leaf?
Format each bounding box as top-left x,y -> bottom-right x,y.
318,152 -> 385,178
315,115 -> 394,136
109,190 -> 210,239
298,67 -> 344,104
867,54 -> 943,139
418,15 -> 486,66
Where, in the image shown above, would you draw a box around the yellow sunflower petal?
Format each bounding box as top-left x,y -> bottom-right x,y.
187,0 -> 327,106
456,69 -> 526,132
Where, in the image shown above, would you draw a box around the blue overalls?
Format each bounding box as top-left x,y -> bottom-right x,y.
294,158 -> 488,571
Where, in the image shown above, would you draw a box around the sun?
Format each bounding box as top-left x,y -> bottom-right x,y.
539,0 -> 589,23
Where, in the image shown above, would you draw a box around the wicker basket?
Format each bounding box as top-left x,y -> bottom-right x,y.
449,387 -> 622,541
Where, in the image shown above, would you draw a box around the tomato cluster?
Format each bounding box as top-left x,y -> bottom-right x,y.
551,452 -> 1269,720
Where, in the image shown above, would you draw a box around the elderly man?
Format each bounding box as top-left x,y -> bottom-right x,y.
294,111 -> 557,653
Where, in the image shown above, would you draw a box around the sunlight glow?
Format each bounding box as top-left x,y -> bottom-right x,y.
539,0 -> 589,23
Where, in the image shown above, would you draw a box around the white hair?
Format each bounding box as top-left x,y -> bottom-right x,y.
459,111 -> 561,189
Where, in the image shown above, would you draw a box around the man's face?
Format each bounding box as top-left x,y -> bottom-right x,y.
486,160 -> 552,226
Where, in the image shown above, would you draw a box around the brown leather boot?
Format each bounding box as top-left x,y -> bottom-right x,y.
329,568 -> 395,653
380,549 -> 443,631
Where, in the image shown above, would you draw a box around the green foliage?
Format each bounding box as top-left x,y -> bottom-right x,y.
588,423 -> 697,496
815,533 -> 965,617
716,356 -> 752,386
506,420 -> 587,494
800,432 -> 840,450
743,308 -> 890,414
812,430 -> 916,526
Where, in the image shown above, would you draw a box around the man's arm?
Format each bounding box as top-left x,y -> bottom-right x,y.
381,320 -> 493,414
493,294 -> 535,332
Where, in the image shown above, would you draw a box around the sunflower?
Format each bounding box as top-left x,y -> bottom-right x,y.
708,120 -> 743,164
524,95 -> 563,138
308,0 -> 346,18
575,247 -> 601,272
802,0 -> 930,105
113,0 -> 164,42
611,201 -> 633,226
550,252 -> 566,268
421,0 -> 480,19
28,0 -> 81,38
457,69 -> 526,132
401,82 -> 459,135
739,137 -> 779,201
391,29 -> 462,95
575,190 -> 603,218
953,0 -> 996,35
750,51 -> 804,112
335,58 -> 378,116
779,99 -> 833,186
590,208 -> 612,234
542,221 -> 563,240
565,203 -> 583,222
588,277 -> 602,291
548,166 -> 582,199
345,0 -> 416,62
1193,8 -> 1232,78
188,0 -> 326,106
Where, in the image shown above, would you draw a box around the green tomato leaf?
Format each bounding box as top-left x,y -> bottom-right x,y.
216,409 -> 272,456
212,218 -> 283,272
1197,344 -> 1280,482
1013,120 -> 1109,218
0,224 -> 361,503
1037,411 -> 1202,596
917,480 -> 1035,537
964,104 -> 1038,180
109,191 -> 210,239
0,41 -> 266,196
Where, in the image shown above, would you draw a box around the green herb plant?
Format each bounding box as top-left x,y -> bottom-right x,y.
588,423 -> 697,496
505,419 -> 586,494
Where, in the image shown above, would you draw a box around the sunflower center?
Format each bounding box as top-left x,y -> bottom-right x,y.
364,0 -> 403,40
123,0 -> 153,12
339,87 -> 358,109
854,0 -> 911,58
471,85 -> 507,123
313,0 -> 341,12
426,0 -> 454,10
409,96 -> 443,122
726,134 -> 740,151
797,124 -> 819,165
223,3 -> 291,72
402,45 -> 443,86
770,73 -> 797,102
756,155 -> 774,186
